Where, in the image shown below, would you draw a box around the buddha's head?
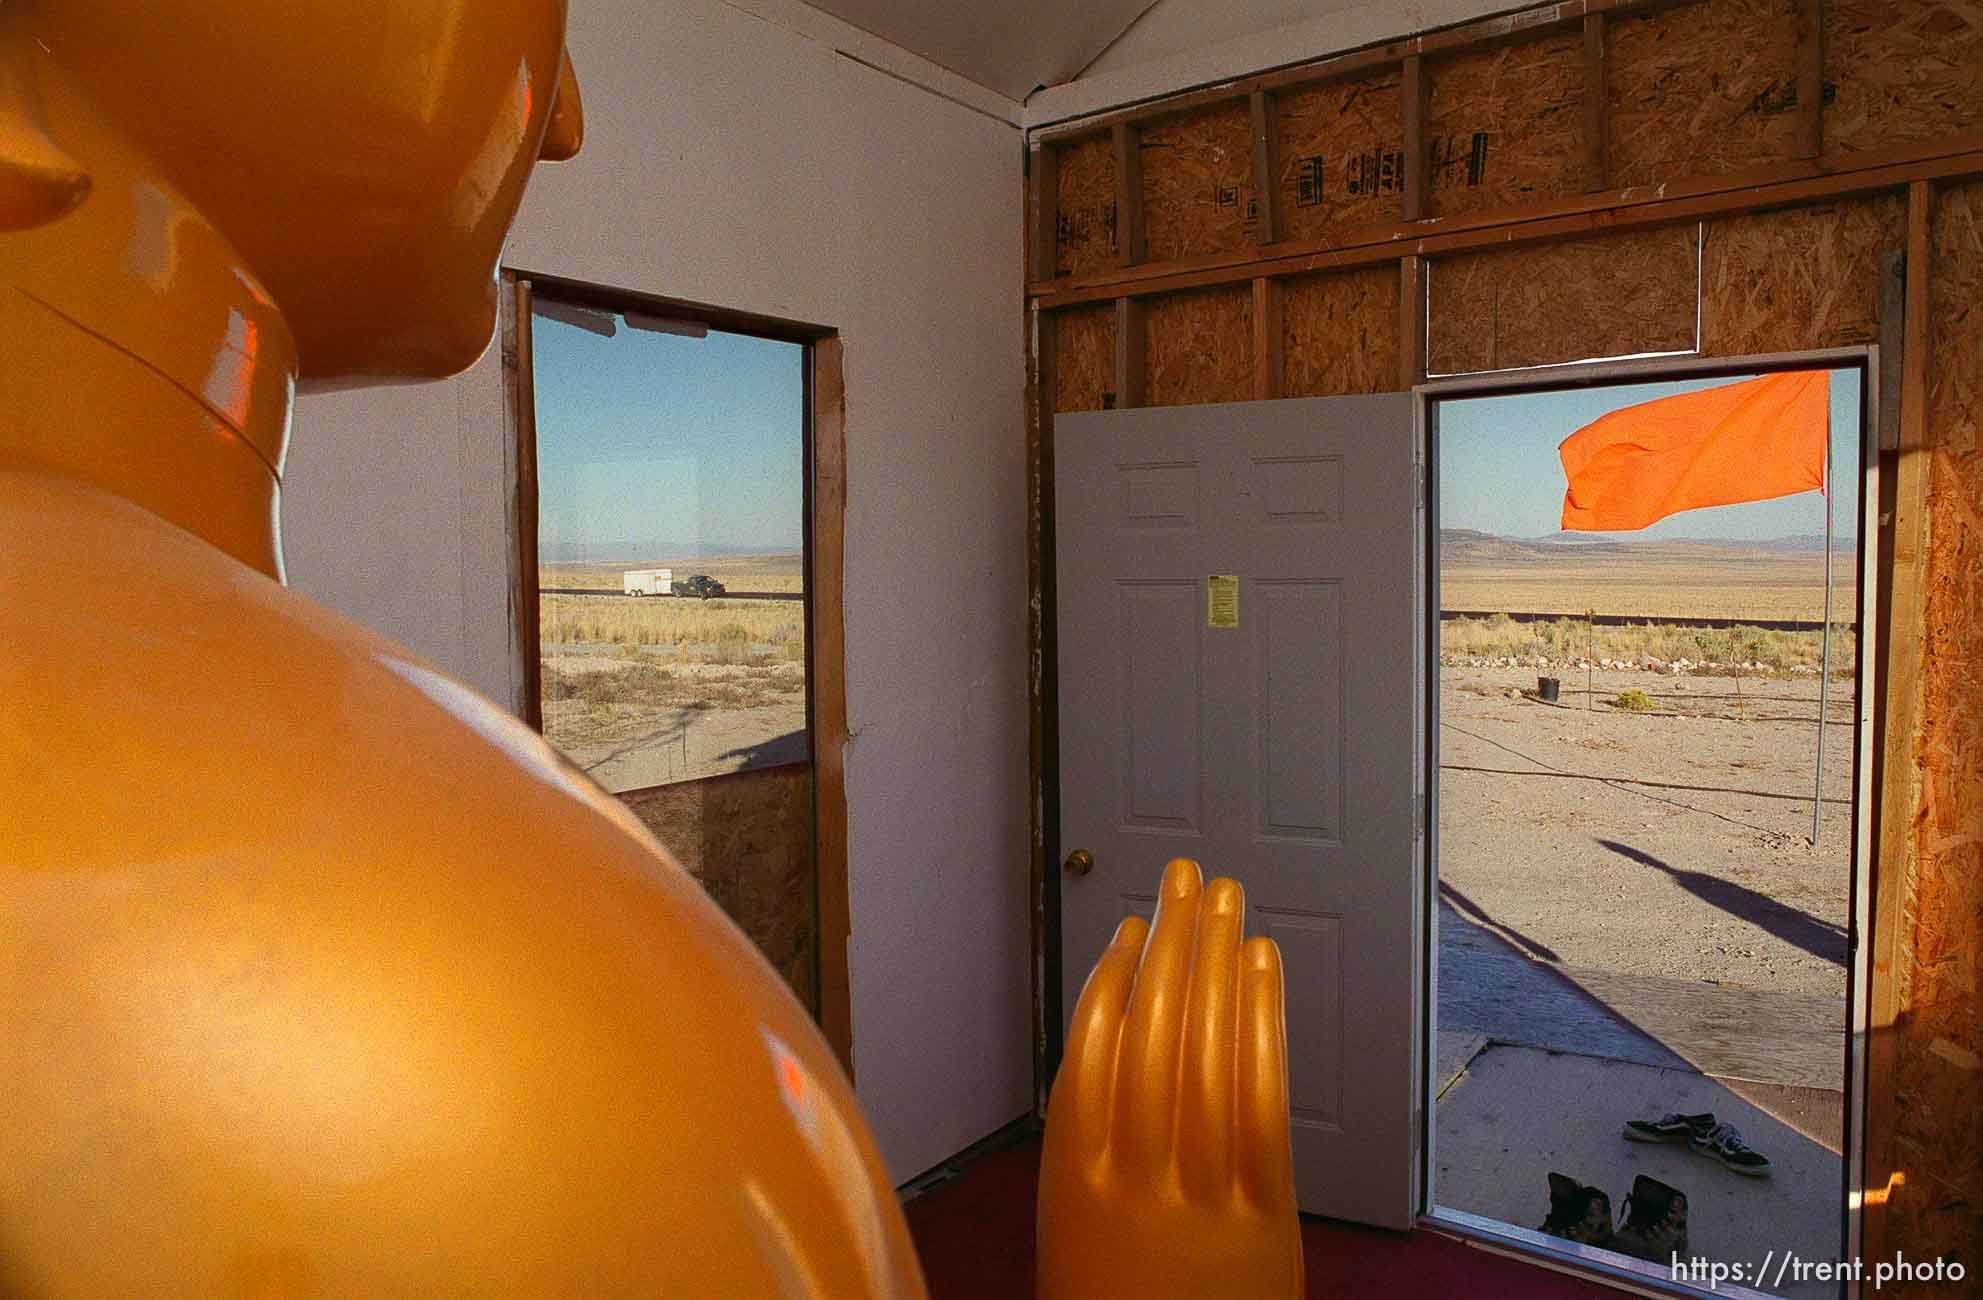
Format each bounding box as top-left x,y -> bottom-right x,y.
1,0 -> 583,387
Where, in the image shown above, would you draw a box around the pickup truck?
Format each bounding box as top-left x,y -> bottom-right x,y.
671,574 -> 727,599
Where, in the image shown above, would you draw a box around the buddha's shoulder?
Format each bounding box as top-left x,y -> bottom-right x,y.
0,462 -> 662,884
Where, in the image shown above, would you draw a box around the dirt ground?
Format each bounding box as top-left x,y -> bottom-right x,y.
1438,665 -> 1856,1000
543,645 -> 807,791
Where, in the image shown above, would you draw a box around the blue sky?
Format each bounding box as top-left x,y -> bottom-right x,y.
532,310 -> 804,561
1437,368 -> 1862,542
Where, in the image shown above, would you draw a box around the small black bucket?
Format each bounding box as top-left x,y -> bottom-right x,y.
1537,676 -> 1561,702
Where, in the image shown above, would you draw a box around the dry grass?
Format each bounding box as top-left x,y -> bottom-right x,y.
1442,613 -> 1858,675
541,593 -> 806,653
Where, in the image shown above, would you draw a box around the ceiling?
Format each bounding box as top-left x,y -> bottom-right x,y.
794,0 -> 1164,101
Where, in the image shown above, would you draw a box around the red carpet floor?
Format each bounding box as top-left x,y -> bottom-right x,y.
905,1134 -> 1634,1299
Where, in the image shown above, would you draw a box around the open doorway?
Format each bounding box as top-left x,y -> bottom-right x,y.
501,272 -> 855,1071
1424,356 -> 1875,1298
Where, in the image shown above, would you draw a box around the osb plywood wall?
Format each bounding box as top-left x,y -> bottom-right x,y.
1053,304 -> 1115,412
1700,193 -> 1906,356
1428,227 -> 1699,373
1428,31 -> 1588,215
1283,265 -> 1401,397
1056,134 -> 1116,277
1606,0 -> 1802,186
1140,103 -> 1255,263
1278,72 -> 1404,244
1147,286 -> 1252,406
1048,0 -> 1981,395
619,765 -> 816,1007
1892,176 -> 1983,1279
1825,0 -> 1983,157
1037,0 -> 1983,1279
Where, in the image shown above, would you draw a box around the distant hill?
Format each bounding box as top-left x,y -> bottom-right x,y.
542,539 -> 803,563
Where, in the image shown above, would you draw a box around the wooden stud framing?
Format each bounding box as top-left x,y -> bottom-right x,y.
501,274 -> 543,730
1403,55 -> 1430,221
1114,123 -> 1147,267
1252,277 -> 1284,399
1114,296 -> 1147,407
1863,179 -> 1934,1265
1583,12 -> 1610,191
1030,141 -> 1060,284
1794,0 -> 1825,160
1876,249 -> 1905,452
811,334 -> 855,1078
1032,135 -> 1983,307
1399,256 -> 1427,388
1250,90 -> 1283,246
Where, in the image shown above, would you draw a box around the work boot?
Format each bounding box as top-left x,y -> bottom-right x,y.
1539,1173 -> 1615,1248
1613,1174 -> 1689,1263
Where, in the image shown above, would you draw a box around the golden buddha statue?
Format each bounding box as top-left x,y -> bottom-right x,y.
0,4 -> 1301,1295
0,3 -> 924,1294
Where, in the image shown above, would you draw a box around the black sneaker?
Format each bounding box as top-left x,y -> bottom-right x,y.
1691,1121 -> 1772,1177
1540,1172 -> 1615,1248
1613,1174 -> 1689,1262
1623,1111 -> 1717,1145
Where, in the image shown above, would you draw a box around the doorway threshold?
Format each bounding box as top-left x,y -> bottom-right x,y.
1423,1207 -> 1780,1300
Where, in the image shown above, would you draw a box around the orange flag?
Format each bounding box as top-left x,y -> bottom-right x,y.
1559,371 -> 1829,531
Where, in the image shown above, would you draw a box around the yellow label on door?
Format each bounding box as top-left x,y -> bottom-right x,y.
1207,575 -> 1240,628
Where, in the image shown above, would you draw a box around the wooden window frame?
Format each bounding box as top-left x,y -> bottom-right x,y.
500,269 -> 855,1075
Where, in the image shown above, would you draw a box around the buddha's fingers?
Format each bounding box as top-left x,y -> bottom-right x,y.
1235,935 -> 1295,1210
1051,913 -> 1149,1166
1177,876 -> 1244,1203
1110,857 -> 1202,1179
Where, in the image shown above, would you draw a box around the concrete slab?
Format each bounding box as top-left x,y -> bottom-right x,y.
1435,1045 -> 1844,1300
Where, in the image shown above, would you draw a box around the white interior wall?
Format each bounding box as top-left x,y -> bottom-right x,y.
282,0 -> 1029,1182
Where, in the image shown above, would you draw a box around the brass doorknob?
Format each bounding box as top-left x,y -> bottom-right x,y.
1063,848 -> 1094,877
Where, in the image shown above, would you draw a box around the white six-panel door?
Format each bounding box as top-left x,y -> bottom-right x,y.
1055,394 -> 1423,1228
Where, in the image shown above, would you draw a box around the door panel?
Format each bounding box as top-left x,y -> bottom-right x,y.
1056,395 -> 1421,1228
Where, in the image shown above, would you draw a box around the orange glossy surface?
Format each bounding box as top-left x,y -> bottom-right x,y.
1038,859 -> 1305,1299
0,3 -> 926,1295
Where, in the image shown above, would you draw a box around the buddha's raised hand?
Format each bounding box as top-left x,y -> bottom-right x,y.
1038,857 -> 1304,1299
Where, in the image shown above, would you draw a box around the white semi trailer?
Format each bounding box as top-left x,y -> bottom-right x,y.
621,567 -> 674,596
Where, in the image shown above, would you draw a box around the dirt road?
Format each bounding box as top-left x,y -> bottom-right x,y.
1438,666 -> 1854,1000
